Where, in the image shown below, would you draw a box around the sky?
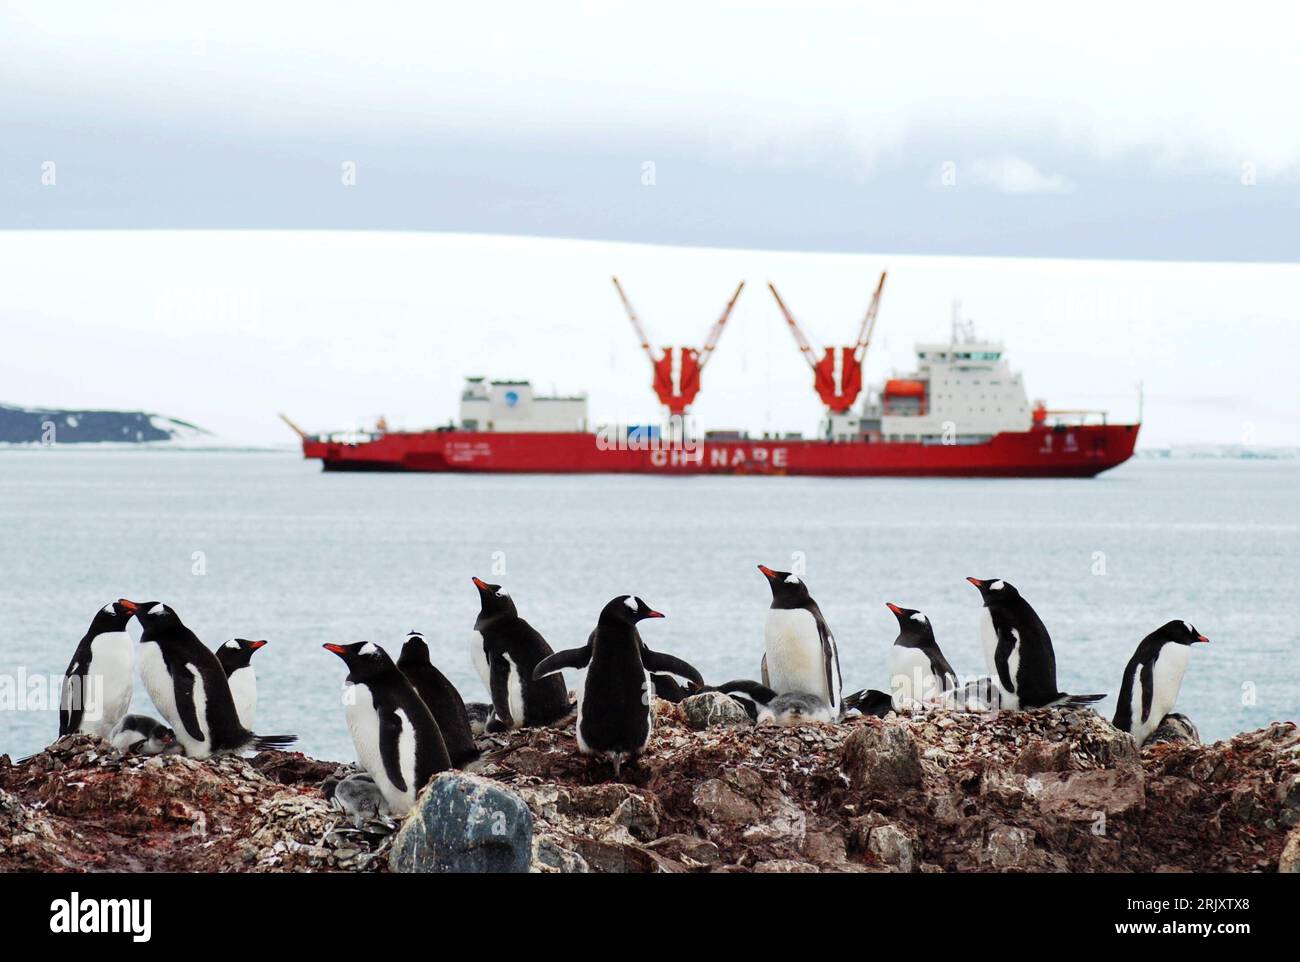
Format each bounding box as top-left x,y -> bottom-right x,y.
3,1 -> 1300,260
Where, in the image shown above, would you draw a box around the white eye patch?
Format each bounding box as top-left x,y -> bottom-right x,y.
223,639 -> 239,649
624,596 -> 639,611
407,631 -> 423,639
495,589 -> 509,598
911,612 -> 929,624
360,642 -> 379,657
784,574 -> 801,585
1183,621 -> 1193,635
149,603 -> 166,615
102,603 -> 115,614
990,580 -> 1005,591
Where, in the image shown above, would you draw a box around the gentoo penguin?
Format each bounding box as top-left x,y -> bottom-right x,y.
134,602 -> 297,759
1113,620 -> 1208,746
322,772 -> 391,828
1145,712 -> 1200,747
711,679 -> 777,722
323,641 -> 450,816
470,577 -> 572,730
708,682 -> 834,726
966,577 -> 1105,710
757,565 -> 843,717
842,688 -> 894,718
760,692 -> 835,727
215,638 -> 267,730
59,599 -> 140,738
650,673 -> 691,703
464,702 -> 492,736
534,595 -> 702,777
885,603 -> 958,709
108,714 -> 179,755
396,630 -> 480,768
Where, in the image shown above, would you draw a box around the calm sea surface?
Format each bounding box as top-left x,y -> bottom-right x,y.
1,450 -> 1296,761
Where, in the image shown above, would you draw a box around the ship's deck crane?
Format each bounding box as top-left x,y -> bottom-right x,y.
767,271 -> 887,414
612,277 -> 745,417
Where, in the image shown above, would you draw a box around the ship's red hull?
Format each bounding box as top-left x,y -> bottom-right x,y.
301,423 -> 1140,477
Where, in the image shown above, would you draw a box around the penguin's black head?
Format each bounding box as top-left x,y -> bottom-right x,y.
323,641 -> 396,681
966,577 -> 1021,605
1152,619 -> 1210,647
886,602 -> 935,644
472,577 -> 518,620
601,595 -> 665,626
89,598 -> 140,634
397,631 -> 431,669
758,565 -> 813,609
216,638 -> 267,672
132,601 -> 180,632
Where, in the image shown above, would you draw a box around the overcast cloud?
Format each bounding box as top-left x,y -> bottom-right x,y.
3,1 -> 1300,259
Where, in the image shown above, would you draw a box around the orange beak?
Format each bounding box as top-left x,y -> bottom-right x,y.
322,643 -> 348,655
966,577 -> 983,587
757,565 -> 777,579
886,602 -> 904,615
472,577 -> 489,590
645,610 -> 665,619
1195,635 -> 1210,644
118,599 -> 140,613
249,640 -> 268,650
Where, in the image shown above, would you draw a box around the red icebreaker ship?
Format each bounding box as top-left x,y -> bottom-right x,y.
294,279 -> 1139,477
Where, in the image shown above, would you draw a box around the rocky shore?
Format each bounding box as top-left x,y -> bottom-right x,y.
4,701 -> 1299,873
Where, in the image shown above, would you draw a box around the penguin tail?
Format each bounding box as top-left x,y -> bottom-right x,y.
250,733 -> 299,752
1052,693 -> 1107,709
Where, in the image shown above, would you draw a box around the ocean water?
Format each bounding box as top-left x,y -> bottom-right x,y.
1,449 -> 1296,762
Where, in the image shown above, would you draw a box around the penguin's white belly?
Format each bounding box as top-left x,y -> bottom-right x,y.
139,645 -> 212,757
1134,647 -> 1189,744
764,609 -> 829,702
227,666 -> 257,730
504,652 -> 525,724
978,609 -> 1000,681
344,682 -> 417,815
888,647 -> 935,709
66,632 -> 135,736
470,631 -> 490,693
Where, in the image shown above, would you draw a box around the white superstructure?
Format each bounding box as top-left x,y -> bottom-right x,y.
830,315 -> 1035,442
459,377 -> 588,433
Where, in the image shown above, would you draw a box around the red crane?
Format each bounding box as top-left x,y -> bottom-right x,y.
612,277 -> 745,416
767,271 -> 887,414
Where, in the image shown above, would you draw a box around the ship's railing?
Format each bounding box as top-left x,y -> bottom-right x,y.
1037,408 -> 1109,427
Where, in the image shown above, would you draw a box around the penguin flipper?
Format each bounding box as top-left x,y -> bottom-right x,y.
487,651 -> 515,728
172,666 -> 207,743
992,625 -> 1018,694
640,649 -> 704,689
1051,693 -> 1107,709
1139,659 -> 1155,724
58,674 -> 83,737
378,710 -> 408,793
532,646 -> 591,680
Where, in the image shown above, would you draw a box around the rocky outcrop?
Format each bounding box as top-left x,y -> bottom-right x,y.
0,404 -> 210,444
4,708 -> 1299,873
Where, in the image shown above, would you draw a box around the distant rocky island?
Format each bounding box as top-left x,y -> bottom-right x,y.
0,403 -> 210,445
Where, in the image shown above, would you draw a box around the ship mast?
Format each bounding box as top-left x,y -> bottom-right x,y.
611,277 -> 745,418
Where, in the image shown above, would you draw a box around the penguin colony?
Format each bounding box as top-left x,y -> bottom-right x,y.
51,570 -> 1209,820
